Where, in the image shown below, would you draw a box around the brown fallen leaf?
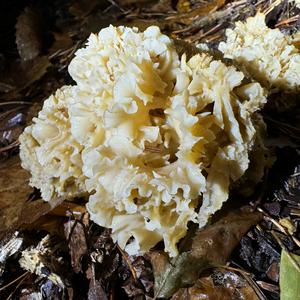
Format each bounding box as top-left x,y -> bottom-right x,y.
15,7 -> 42,61
64,219 -> 88,273
150,0 -> 173,13
0,156 -> 33,236
171,269 -> 260,300
0,156 -> 64,239
20,56 -> 51,91
117,0 -> 154,6
151,209 -> 262,298
0,231 -> 23,276
0,56 -> 51,101
22,215 -> 66,238
166,0 -> 227,25
266,261 -> 279,282
121,255 -> 154,298
19,197 -> 64,226
69,0 -> 100,18
49,201 -> 86,218
48,32 -> 73,56
86,264 -> 108,300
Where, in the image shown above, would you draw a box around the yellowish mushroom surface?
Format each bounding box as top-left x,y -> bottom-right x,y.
20,25 -> 267,256
219,13 -> 300,92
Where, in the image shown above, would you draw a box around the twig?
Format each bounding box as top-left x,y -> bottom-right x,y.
230,261 -> 268,300
66,211 -> 87,246
0,101 -> 31,107
216,264 -> 251,276
188,23 -> 223,43
256,281 -> 279,292
291,172 -> 300,177
241,272 -> 268,300
275,14 -> 299,27
170,0 -> 247,36
116,244 -> 137,281
0,140 -> 20,153
257,207 -> 300,248
271,230 -> 300,273
265,115 -> 300,133
263,0 -> 282,15
49,201 -> 86,217
6,272 -> 30,300
0,272 -> 29,292
106,0 -> 128,14
0,107 -> 23,124
204,33 -> 223,43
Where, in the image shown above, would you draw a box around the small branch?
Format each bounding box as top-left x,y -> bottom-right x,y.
257,207 -> 300,248
116,245 -> 138,281
275,15 -> 299,27
0,272 -> 29,292
0,101 -> 31,107
0,140 -> 20,153
271,230 -> 300,273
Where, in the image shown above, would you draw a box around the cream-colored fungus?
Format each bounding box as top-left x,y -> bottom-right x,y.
219,13 -> 300,92
20,25 -> 267,256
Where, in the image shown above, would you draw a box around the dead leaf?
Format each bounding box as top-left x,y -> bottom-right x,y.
64,220 -> 88,273
266,261 -> 279,282
121,255 -> 154,298
19,197 -> 64,226
23,215 -> 66,238
0,56 -> 51,101
117,0 -> 153,6
69,0 -> 100,18
0,156 -> 64,239
152,209 -> 262,298
0,156 -> 33,236
40,279 -> 65,300
150,0 -> 173,13
256,281 -> 279,293
48,32 -> 73,55
20,56 -> 51,91
49,201 -> 86,218
87,264 -> 108,300
167,0 -> 227,25
172,269 -> 260,300
0,231 -> 23,276
15,7 -> 42,61
275,163 -> 300,205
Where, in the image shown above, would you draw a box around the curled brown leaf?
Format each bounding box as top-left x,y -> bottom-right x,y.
64,219 -> 88,273
152,209 -> 262,298
171,269 -> 260,300
0,156 -> 64,239
15,7 -> 42,61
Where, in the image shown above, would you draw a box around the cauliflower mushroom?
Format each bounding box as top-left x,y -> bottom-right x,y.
219,13 -> 300,92
20,25 -> 267,256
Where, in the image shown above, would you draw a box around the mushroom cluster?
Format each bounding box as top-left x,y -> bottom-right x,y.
219,13 -> 300,92
20,25 -> 267,256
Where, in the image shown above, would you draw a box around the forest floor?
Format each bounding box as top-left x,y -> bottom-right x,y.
0,0 -> 300,299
